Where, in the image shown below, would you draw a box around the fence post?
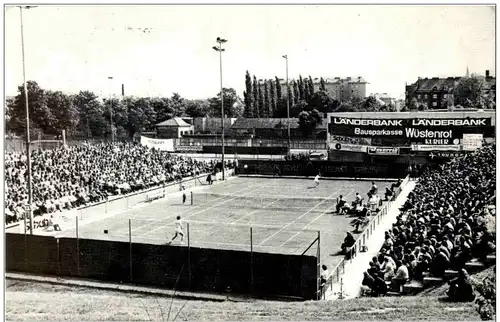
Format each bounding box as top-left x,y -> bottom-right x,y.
250,227 -> 254,294
317,230 -> 321,300
76,216 -> 80,275
187,222 -> 192,288
129,219 -> 133,281
57,238 -> 61,278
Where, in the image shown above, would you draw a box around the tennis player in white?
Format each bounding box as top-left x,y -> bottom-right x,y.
314,173 -> 320,188
170,215 -> 184,244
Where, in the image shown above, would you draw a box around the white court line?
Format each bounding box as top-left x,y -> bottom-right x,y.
278,186 -> 369,249
130,181 -> 261,233
278,202 -> 338,248
138,184 -> 269,237
257,188 -> 340,246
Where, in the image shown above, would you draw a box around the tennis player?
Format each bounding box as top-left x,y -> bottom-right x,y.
170,216 -> 184,244
314,173 -> 321,188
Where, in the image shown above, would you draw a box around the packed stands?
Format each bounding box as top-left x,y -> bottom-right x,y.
361,144 -> 496,298
5,142 -> 231,225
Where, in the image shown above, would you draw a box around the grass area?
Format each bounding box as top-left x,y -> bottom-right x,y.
6,280 -> 480,321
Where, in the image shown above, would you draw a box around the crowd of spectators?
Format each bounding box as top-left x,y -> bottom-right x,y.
362,144 -> 496,298
5,142 -> 229,225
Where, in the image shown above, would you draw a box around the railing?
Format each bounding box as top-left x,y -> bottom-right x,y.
318,174 -> 411,300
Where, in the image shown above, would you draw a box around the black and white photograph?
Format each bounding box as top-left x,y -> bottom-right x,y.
3,3 -> 497,321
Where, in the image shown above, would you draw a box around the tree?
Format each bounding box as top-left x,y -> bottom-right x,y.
258,84 -> 264,118
298,75 -> 305,101
334,101 -> 358,112
319,77 -> 327,92
409,97 -> 419,111
291,100 -> 308,117
46,90 -> 79,135
73,90 -> 108,138
103,97 -> 128,138
185,99 -> 211,117
209,87 -> 243,118
170,93 -> 186,116
253,76 -> 259,117
304,78 -> 311,103
309,91 -> 335,114
263,81 -> 270,117
244,71 -> 254,117
150,97 -> 175,123
292,81 -> 299,106
297,108 -> 323,137
289,81 -> 296,107
269,79 -> 277,117
359,95 -> 382,112
454,75 -> 485,108
6,81 -> 55,137
275,76 -> 282,101
308,76 -> 315,99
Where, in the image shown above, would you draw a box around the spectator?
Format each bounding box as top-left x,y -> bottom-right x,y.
5,142 -> 220,225
362,144 -> 495,297
447,268 -> 476,302
341,232 -> 356,257
320,265 -> 329,287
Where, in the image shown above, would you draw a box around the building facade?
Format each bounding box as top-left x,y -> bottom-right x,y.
405,70 -> 496,109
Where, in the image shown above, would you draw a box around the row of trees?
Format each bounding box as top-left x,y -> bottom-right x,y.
243,71 -> 399,120
6,81 -> 244,139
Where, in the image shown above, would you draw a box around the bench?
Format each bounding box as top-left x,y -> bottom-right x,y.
423,276 -> 444,287
146,190 -> 165,203
402,281 -> 424,295
465,261 -> 485,272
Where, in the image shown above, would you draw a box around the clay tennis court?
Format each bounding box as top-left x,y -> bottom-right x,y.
56,176 -> 394,269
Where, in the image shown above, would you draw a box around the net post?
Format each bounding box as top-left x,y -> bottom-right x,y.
250,226 -> 254,294
129,219 -> 133,281
187,222 -> 192,287
76,215 -> 80,276
191,191 -> 193,205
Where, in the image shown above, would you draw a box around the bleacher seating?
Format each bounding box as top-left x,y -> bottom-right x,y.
361,144 -> 496,297
5,142 -> 234,225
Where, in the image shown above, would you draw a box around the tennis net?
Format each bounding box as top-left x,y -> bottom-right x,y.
191,192 -> 338,212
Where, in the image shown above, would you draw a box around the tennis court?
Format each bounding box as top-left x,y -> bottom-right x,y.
57,176 -> 394,270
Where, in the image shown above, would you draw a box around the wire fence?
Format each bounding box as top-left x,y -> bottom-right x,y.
318,175 -> 411,300
64,217 -> 320,256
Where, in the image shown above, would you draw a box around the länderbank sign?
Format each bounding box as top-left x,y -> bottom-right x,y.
328,117 -> 491,144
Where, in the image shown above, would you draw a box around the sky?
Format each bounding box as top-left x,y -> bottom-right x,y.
4,5 -> 496,100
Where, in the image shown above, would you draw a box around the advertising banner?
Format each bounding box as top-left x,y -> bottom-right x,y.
328,117 -> 492,145
411,144 -> 461,151
462,134 -> 483,151
368,147 -> 400,155
175,145 -> 203,152
140,136 -> 175,152
329,142 -> 369,153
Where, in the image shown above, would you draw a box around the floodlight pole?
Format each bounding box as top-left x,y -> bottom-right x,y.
19,5 -> 36,235
213,37 -> 227,180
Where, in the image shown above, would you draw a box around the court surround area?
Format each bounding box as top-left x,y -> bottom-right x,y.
54,176 -> 393,270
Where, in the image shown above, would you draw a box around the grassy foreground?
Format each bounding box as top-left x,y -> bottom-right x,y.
6,280 -> 480,321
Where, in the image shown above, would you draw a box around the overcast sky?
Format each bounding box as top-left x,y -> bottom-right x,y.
4,5 -> 496,100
